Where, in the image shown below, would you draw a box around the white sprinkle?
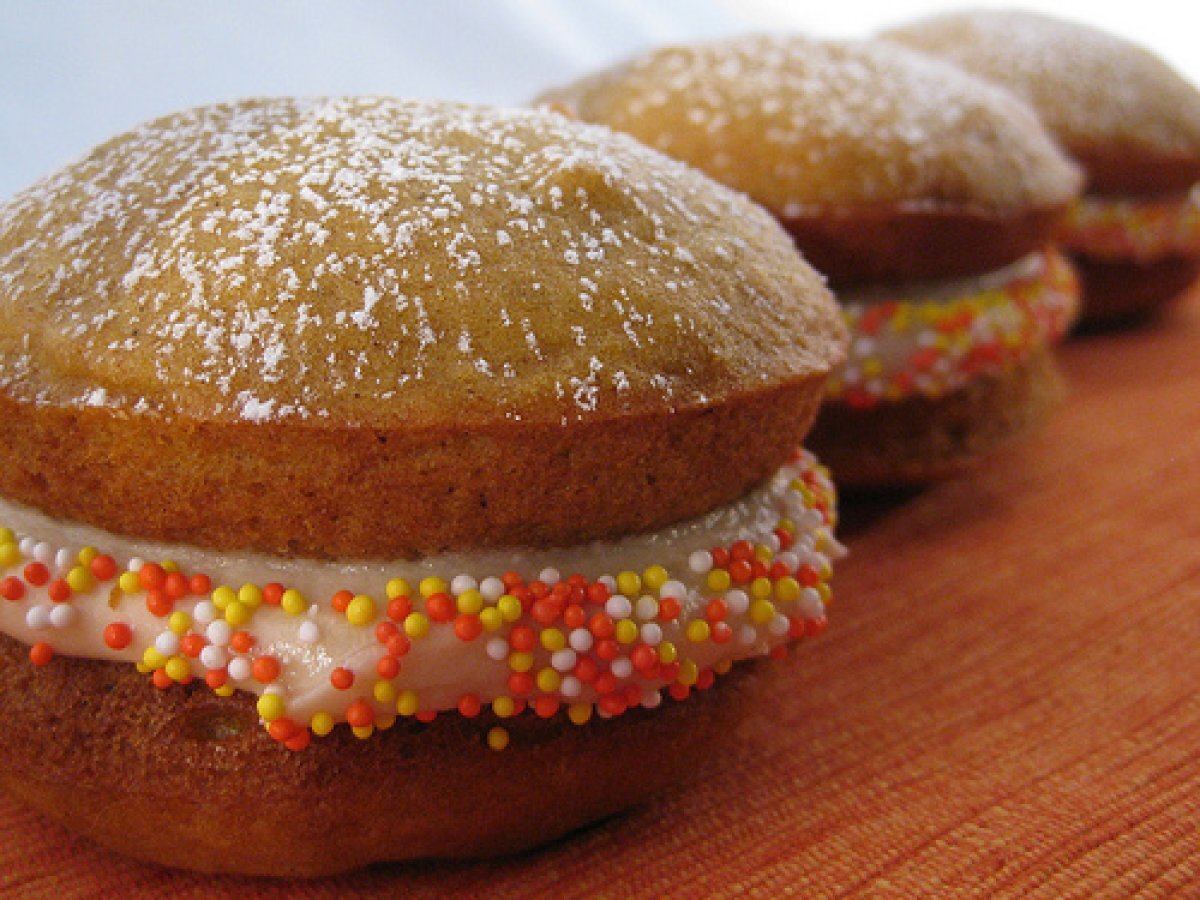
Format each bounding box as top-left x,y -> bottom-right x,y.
200,645 -> 228,670
551,649 -> 577,672
297,621 -> 321,643
206,620 -> 232,647
54,548 -> 74,572
568,628 -> 594,654
49,604 -> 77,628
659,579 -> 687,600
479,577 -> 505,601
610,657 -> 633,679
688,550 -> 713,574
538,567 -> 561,586
155,631 -> 181,656
450,574 -> 478,596
725,590 -> 750,615
25,605 -> 51,629
486,637 -> 509,661
32,542 -> 54,565
634,595 -> 659,621
192,602 -> 217,626
605,594 -> 632,619
641,688 -> 663,709
227,657 -> 252,681
559,675 -> 582,699
640,622 -> 663,646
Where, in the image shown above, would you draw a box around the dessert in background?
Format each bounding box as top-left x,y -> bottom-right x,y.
540,35 -> 1082,486
883,9 -> 1200,326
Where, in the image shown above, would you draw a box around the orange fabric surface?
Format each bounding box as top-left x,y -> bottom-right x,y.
3,291 -> 1199,898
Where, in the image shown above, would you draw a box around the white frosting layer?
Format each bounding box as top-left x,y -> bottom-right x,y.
0,451 -> 841,737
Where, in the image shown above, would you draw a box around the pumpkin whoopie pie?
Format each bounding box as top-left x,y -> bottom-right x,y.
540,34 -> 1083,486
883,9 -> 1200,326
0,97 -> 847,875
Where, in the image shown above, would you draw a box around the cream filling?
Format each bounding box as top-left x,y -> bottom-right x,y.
826,249 -> 1078,405
0,451 -> 841,734
1058,188 -> 1200,262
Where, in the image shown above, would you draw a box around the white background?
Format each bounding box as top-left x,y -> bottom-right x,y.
1,1 -> 1197,200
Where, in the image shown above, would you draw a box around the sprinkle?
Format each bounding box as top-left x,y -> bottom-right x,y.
486,726 -> 510,751
29,642 -> 54,667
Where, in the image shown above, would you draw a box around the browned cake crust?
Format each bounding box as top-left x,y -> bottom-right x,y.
539,34 -> 1081,287
807,348 -> 1065,487
778,206 -> 1064,287
0,631 -> 764,877
0,98 -> 844,558
1071,256 -> 1200,328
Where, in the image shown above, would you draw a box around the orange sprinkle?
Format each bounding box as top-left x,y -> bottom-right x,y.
501,570 -> 523,591
164,572 -> 189,600
28,642 -> 54,667
563,605 -> 587,628
710,546 -> 730,568
588,613 -> 614,639
47,579 -> 71,603
23,562 -> 49,587
533,695 -> 561,719
262,582 -> 285,606
797,565 -> 820,587
268,718 -> 298,743
386,633 -> 411,657
631,644 -> 659,675
189,573 -> 212,596
330,590 -> 353,613
151,668 -> 173,689
595,638 -> 619,661
507,671 -> 534,696
386,595 -> 413,622
138,562 -> 167,591
508,623 -> 536,652
454,614 -> 483,642
0,576 -> 24,602
205,669 -> 228,690
345,699 -> 374,729
145,590 -> 173,618
457,694 -> 482,718
574,657 -> 599,683
89,554 -> 118,581
425,592 -> 455,623
806,616 -> 829,637
251,656 -> 281,684
729,559 -> 754,584
330,667 -> 355,690
696,669 -> 716,690
375,621 -> 399,644
415,709 -> 439,723
586,581 -> 610,605
658,597 -> 682,622
103,622 -> 133,650
594,672 -> 617,696
180,634 -> 207,658
229,631 -> 255,654
711,622 -> 733,644
376,655 -> 401,679
598,694 -> 627,716
668,683 -> 690,701
530,598 -> 561,625
285,730 -> 312,752
705,598 -> 728,623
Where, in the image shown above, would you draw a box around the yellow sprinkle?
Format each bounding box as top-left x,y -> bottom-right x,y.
774,576 -> 801,604
168,611 -> 191,635
142,647 -> 166,669
211,585 -> 236,610
657,641 -> 678,664
486,726 -> 510,752
497,594 -> 522,623
118,572 -> 140,595
161,560 -> 180,574
540,627 -> 566,651
706,569 -> 732,593
456,588 -> 484,615
376,714 -> 396,732
77,546 -> 98,566
749,577 -> 773,601
615,619 -> 638,645
479,607 -> 504,632
713,658 -> 733,675
508,651 -> 534,673
373,680 -> 397,704
862,359 -> 883,378
223,600 -> 250,627
568,703 -> 593,725
310,711 -> 335,737
66,566 -> 94,593
238,584 -> 263,608
346,594 -> 378,626
403,612 -> 431,639
419,576 -> 448,599
677,659 -> 699,687
642,565 -> 669,591
385,578 -> 411,600
0,528 -> 13,544
0,542 -> 18,569
536,667 -> 561,693
164,656 -> 190,682
686,620 -> 711,643
750,599 -> 777,625
352,724 -> 375,740
281,589 -> 307,616
753,544 -> 774,563
616,570 -> 641,597
214,684 -> 236,698
492,696 -> 516,718
776,518 -> 796,535
256,694 -> 285,721
817,583 -> 832,604
135,662 -> 150,675
396,690 -> 419,717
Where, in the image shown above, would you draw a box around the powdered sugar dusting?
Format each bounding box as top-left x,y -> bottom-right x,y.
539,34 -> 1081,212
880,10 -> 1200,164
0,97 -> 842,427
